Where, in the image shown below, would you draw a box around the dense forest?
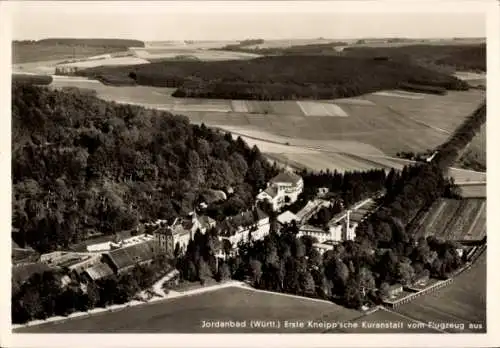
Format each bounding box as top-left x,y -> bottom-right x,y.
74,55 -> 469,100
12,84 -> 278,252
12,74 -> 53,86
343,44 -> 486,72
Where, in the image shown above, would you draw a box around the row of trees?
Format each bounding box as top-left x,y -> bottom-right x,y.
12,255 -> 170,324
12,84 -> 278,252
76,55 -> 469,100
433,100 -> 487,170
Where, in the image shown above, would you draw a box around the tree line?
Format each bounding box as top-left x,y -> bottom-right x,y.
12,84 -> 278,252
433,100 -> 486,170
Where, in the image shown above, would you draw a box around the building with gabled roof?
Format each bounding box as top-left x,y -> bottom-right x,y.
82,262 -> 115,282
101,240 -> 156,274
153,212 -> 216,256
256,170 -> 303,211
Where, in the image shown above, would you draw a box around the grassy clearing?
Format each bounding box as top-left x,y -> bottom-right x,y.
15,286 -> 360,333
395,251 -> 486,333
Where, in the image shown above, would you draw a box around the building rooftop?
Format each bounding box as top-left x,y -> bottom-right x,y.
218,209 -> 268,237
262,186 -> 279,198
105,240 -> 156,271
299,224 -> 327,233
269,171 -> 302,185
84,263 -> 115,281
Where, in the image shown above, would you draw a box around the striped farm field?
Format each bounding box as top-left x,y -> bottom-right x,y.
366,89 -> 485,134
297,101 -> 349,117
412,198 -> 486,241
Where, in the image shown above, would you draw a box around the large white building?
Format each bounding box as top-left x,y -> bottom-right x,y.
256,171 -> 304,211
216,208 -> 270,257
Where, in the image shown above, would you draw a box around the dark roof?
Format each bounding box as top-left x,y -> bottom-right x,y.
255,208 -> 269,221
105,240 -> 156,271
269,171 -> 302,185
262,186 -> 278,198
84,263 -> 114,281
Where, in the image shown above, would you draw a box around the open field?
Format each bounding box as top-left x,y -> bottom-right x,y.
411,198 -> 486,241
131,47 -> 260,61
15,286 -> 360,333
457,183 -> 487,198
395,251 -> 486,333
446,167 -> 486,184
46,76 -> 485,158
365,89 -> 485,134
13,44 -> 127,64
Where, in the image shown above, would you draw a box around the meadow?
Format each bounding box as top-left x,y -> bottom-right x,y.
395,251 -> 486,333
15,286 -> 360,333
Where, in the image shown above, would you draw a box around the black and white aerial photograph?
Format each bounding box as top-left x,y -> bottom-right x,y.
2,0 -> 498,347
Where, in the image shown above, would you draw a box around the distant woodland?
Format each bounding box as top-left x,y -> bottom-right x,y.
343,44 -> 486,72
75,55 -> 469,100
12,84 -> 278,252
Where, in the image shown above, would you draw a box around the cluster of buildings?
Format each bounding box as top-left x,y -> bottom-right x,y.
274,196 -> 380,255
256,171 -> 304,211
21,170 -> 378,287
